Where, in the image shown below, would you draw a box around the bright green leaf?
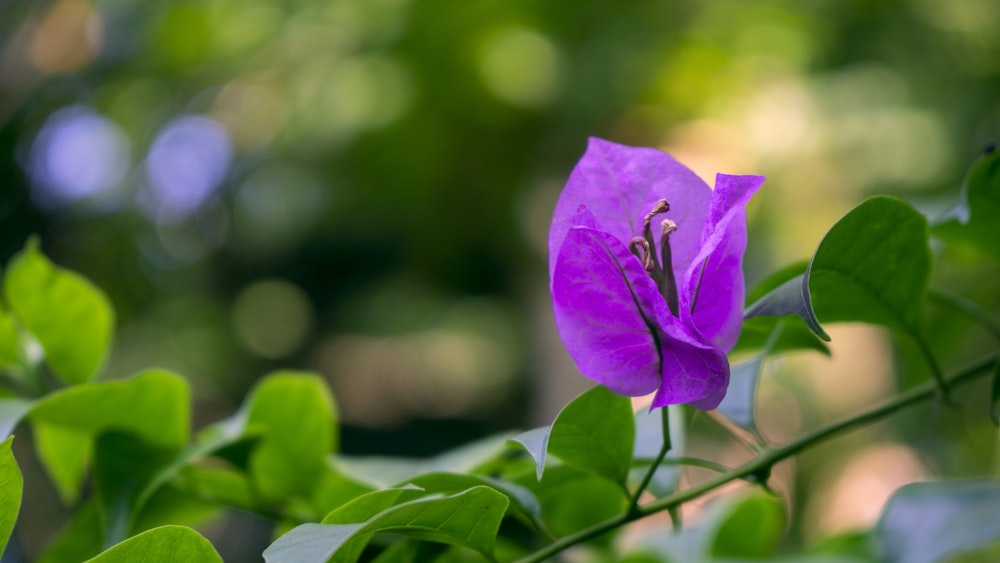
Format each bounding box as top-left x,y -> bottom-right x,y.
808,196 -> 930,335
876,480 -> 1000,563
31,369 -> 190,448
321,487 -> 428,524
710,493 -> 786,557
30,370 -> 189,505
4,240 -> 114,384
84,525 -> 222,563
0,307 -> 20,370
263,486 -> 509,563
511,386 -> 634,487
933,147 -> 1000,260
0,437 -> 23,556
34,422 -> 90,504
244,371 -> 337,501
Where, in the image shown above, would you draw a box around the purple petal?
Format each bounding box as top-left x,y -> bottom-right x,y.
549,138 -> 712,280
680,173 -> 765,352
552,227 -> 664,396
553,226 -> 731,407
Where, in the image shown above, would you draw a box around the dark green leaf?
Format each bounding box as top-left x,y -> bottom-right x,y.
4,240 -> 114,384
37,499 -> 103,563
244,371 -> 337,501
511,386 -> 634,487
512,465 -> 627,540
83,525 -> 222,563
933,147 -> 1000,260
263,486 -> 509,563
0,437 -> 23,556
876,480 -> 1000,563
808,196 -> 930,335
745,273 -> 829,342
991,362 -> 1000,426
0,307 -> 20,370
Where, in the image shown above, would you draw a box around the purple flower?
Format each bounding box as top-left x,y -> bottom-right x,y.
549,138 -> 764,409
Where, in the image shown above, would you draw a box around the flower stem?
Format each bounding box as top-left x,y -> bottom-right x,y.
627,407 -> 671,514
514,355 -> 997,563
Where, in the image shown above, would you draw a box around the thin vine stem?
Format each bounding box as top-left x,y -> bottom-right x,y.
515,355 -> 997,563
627,407 -> 671,514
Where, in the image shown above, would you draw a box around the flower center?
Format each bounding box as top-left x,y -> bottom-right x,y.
629,199 -> 680,316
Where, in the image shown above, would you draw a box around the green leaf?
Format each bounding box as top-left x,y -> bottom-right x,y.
734,316 -> 831,356
37,499 -> 103,563
933,147 -> 1000,260
30,369 -> 189,504
0,307 -> 20,370
0,437 -> 23,556
34,422 -> 90,504
244,371 -> 337,501
744,258 -> 829,342
991,362 -> 1000,426
629,490 -> 785,561
321,487 -> 428,524
512,465 -> 627,540
84,525 -> 222,563
808,196 -> 930,335
876,480 -> 1000,563
31,369 -> 190,448
4,239 -> 114,384
511,385 -> 634,487
263,486 -> 510,563
746,197 -> 932,351
401,472 -> 544,531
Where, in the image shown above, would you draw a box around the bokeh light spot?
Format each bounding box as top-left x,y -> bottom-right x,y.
28,106 -> 130,208
233,280 -> 314,359
143,115 -> 232,222
477,27 -> 561,109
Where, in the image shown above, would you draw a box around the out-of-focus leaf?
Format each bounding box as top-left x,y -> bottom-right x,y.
175,464 -> 255,511
33,422 -> 90,504
31,369 -> 190,448
511,385 -> 634,487
0,307 -> 20,369
808,196 -> 930,336
513,465 -> 628,540
37,499 -> 103,563
4,240 -> 114,384
990,361 -> 1000,426
875,480 -> 1000,563
29,370 -> 190,505
83,525 -> 222,563
629,490 -> 785,561
93,432 -> 176,545
244,372 -> 336,501
734,317 -> 830,356
0,397 -> 34,440
933,147 -> 1000,260
715,356 -> 765,431
631,405 -> 686,497
263,486 -> 509,563
0,437 -> 23,556
337,433 -> 514,487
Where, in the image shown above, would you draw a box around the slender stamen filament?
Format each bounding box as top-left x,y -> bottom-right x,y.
629,237 -> 656,272
634,200 -> 681,317
659,220 -> 680,317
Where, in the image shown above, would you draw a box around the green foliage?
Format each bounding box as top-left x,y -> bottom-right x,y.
0,437 -> 22,557
84,525 -> 222,563
264,487 -> 510,563
4,239 -> 113,385
511,385 -> 634,487
934,147 -> 1000,260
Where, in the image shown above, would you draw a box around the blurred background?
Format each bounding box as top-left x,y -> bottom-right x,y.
2,0 -> 999,557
